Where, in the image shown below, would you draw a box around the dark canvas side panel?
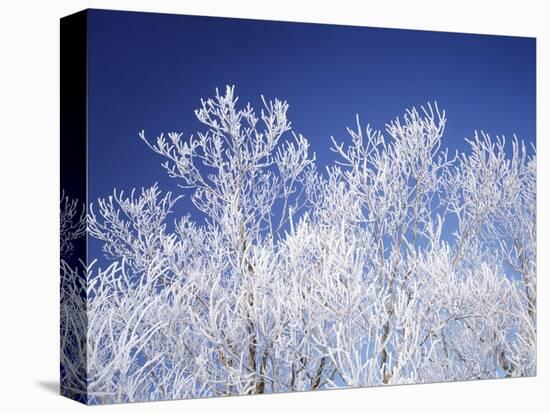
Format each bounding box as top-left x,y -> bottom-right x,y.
60,10 -> 88,405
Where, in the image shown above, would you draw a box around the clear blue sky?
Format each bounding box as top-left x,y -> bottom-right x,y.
86,9 -> 535,258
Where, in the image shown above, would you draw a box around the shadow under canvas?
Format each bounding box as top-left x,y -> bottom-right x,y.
36,381 -> 59,395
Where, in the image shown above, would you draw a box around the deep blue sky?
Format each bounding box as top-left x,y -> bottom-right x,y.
86,9 -> 535,254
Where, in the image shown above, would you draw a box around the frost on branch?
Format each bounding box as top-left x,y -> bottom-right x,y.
60,190 -> 86,259
65,87 -> 537,403
88,184 -> 186,285
60,193 -> 87,402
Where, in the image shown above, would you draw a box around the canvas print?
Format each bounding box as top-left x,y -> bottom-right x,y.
60,9 -> 536,405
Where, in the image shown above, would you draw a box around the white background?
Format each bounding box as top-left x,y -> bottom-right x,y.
0,0 -> 547,412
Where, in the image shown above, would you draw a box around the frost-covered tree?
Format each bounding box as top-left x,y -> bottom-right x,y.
62,86 -> 536,403
60,191 -> 86,259
60,194 -> 87,401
